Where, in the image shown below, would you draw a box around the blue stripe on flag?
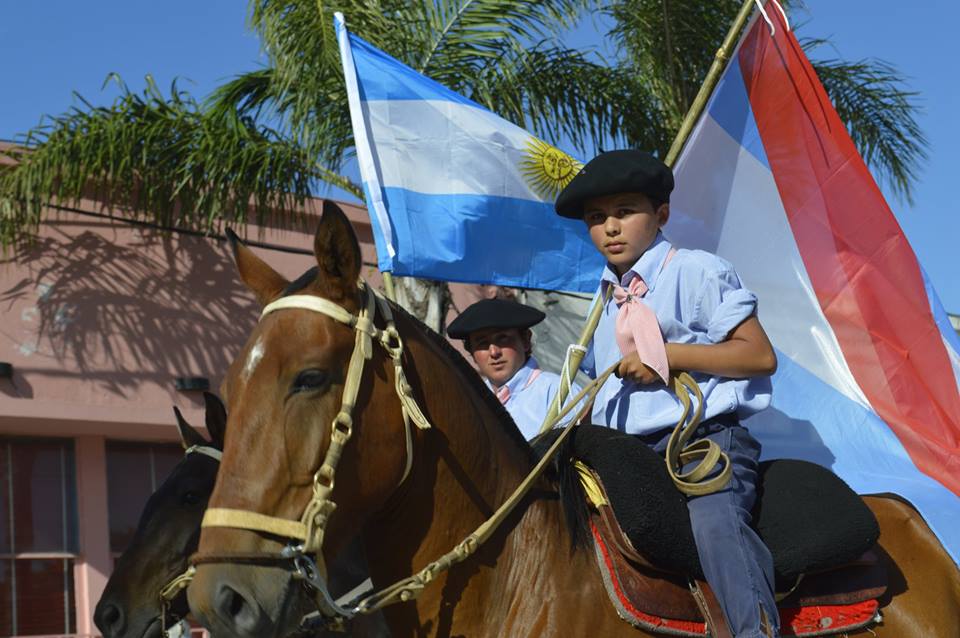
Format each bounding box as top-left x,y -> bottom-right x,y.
921,266 -> 960,358
706,57 -> 770,169
378,187 -> 604,292
748,351 -> 960,564
349,33 -> 477,106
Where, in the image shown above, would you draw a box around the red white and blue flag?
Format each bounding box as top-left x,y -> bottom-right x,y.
670,4 -> 960,563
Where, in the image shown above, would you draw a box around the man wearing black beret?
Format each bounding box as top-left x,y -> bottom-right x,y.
447,298 -> 580,440
557,150 -> 780,637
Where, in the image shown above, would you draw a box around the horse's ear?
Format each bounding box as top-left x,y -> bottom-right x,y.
202,392 -> 227,448
173,406 -> 208,450
226,228 -> 290,306
313,200 -> 361,296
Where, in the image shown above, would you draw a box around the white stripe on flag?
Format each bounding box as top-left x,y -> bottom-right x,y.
944,335 -> 960,393
364,100 -> 544,201
672,112 -> 871,410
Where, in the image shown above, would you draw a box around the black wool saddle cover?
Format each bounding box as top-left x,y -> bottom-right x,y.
536,424 -> 880,584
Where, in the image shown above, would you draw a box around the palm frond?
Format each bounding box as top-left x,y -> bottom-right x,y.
0,75 -> 358,247
607,0 -> 741,130
247,0 -> 402,144
240,0 -> 630,172
411,0 -> 588,75
205,68 -> 279,121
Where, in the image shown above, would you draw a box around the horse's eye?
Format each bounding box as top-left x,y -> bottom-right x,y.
182,490 -> 202,506
292,369 -> 329,393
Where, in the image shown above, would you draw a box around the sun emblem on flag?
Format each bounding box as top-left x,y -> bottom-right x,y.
520,138 -> 582,201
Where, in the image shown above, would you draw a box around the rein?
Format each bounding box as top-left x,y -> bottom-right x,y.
186,280 -> 730,630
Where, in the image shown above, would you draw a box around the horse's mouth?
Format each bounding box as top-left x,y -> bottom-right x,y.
141,614 -> 185,638
141,617 -> 165,638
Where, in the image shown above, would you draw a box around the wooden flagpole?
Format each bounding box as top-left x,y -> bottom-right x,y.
382,271 -> 397,301
664,0 -> 759,166
538,0 -> 759,433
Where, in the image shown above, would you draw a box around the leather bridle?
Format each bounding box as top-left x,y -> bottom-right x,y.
191,281 -> 433,624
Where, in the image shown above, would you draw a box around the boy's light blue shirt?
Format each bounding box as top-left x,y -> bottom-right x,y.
487,355 -> 582,441
580,232 -> 772,435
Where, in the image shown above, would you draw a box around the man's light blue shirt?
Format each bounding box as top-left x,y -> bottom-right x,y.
488,356 -> 582,440
581,232 -> 772,435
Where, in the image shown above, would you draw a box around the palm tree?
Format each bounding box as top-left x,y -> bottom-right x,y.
0,0 -> 927,328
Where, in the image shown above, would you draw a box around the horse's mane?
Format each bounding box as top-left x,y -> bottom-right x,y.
388,299 -> 538,464
395,301 -> 593,549
394,299 -> 593,549
283,267 -> 321,297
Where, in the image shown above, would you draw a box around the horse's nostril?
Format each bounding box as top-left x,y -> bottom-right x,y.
215,583 -> 262,634
94,601 -> 124,636
228,587 -> 245,617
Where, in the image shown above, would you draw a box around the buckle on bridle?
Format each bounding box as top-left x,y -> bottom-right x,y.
282,545 -> 320,585
281,544 -> 358,627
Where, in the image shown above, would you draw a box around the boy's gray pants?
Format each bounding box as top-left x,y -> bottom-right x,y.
639,417 -> 780,638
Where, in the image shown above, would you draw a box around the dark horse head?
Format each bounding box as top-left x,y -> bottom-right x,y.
93,392 -> 226,638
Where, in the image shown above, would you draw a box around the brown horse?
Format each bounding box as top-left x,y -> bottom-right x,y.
187,201 -> 960,638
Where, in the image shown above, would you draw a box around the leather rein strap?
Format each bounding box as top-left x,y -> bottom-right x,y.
667,374 -> 732,496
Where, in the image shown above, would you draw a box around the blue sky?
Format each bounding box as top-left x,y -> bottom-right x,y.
2,1 -> 958,311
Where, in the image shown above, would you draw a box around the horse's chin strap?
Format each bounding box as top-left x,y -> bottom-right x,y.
197,281 -> 433,623
184,444 -> 223,462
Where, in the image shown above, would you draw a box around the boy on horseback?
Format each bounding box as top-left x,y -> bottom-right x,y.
556,150 -> 779,638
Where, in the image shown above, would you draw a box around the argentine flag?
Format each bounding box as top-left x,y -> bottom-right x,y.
669,4 -> 960,564
335,13 -> 604,292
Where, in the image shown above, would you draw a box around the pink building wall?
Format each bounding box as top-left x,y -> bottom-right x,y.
0,191 -> 492,636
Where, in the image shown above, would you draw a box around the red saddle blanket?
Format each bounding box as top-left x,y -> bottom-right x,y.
589,482 -> 886,637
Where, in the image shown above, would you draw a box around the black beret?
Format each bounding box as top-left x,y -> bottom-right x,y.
446,299 -> 545,340
554,150 -> 674,219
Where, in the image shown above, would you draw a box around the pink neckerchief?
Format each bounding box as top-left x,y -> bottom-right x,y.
495,366 -> 542,405
611,247 -> 677,384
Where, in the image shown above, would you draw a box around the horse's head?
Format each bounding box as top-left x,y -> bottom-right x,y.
94,392 -> 226,638
188,201 -> 417,638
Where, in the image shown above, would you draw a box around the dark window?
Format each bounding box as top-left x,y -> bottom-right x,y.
105,442 -> 183,554
0,439 -> 78,636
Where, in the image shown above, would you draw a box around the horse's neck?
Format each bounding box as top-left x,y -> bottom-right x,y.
384,316 -> 536,524
365,319 -> 602,636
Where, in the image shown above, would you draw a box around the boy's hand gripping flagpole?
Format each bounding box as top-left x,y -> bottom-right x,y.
538,0 -> 759,434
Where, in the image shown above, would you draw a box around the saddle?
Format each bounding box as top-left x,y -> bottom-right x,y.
537,425 -> 886,637
587,468 -> 885,637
